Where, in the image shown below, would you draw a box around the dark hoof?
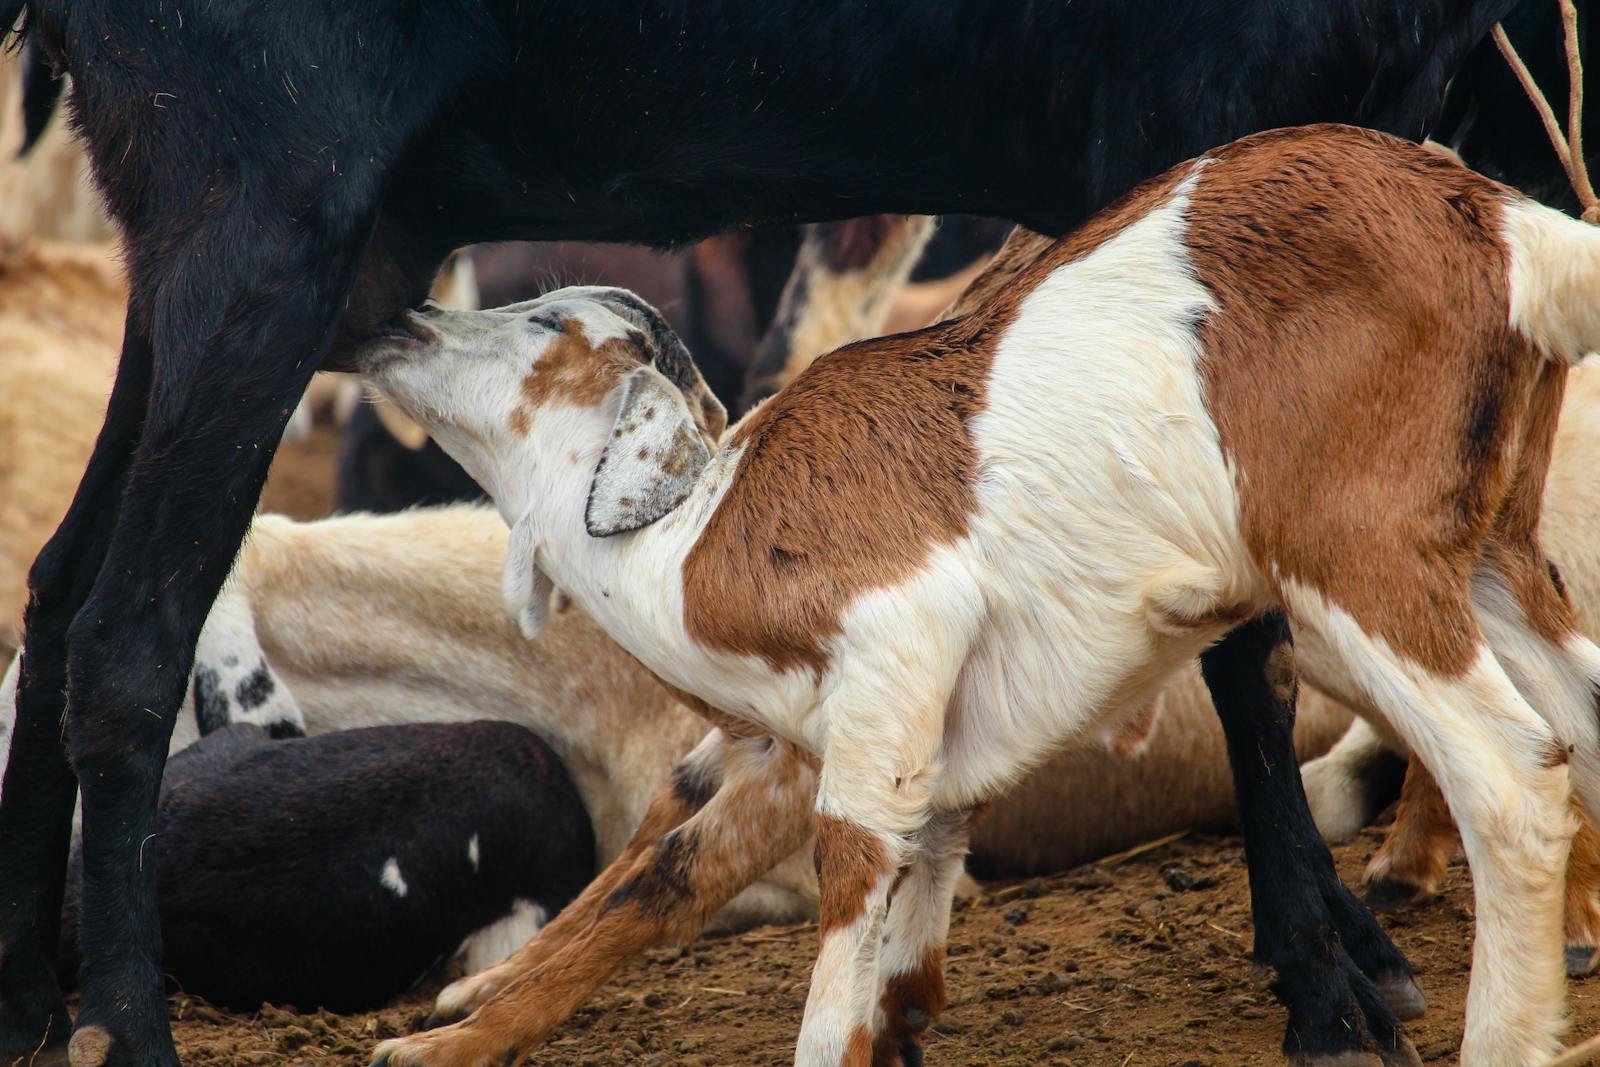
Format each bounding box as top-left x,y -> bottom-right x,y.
1289,1052 -> 1382,1067
422,1012 -> 451,1031
1567,944 -> 1600,978
1363,877 -> 1425,912
900,1038 -> 925,1067
0,952 -> 71,1066
1378,1033 -> 1424,1067
1372,975 -> 1427,1021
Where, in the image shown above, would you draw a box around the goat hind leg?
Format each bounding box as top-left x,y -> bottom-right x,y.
1200,613 -> 1421,1067
870,809 -> 971,1067
1362,758 -> 1454,912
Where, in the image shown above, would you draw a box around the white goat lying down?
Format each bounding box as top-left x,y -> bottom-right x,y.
364,125 -> 1600,1067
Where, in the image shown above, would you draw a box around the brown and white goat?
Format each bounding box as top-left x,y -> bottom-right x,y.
362,126 -> 1600,1066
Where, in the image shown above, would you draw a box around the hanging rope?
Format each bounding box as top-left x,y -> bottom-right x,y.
1492,0 -> 1600,223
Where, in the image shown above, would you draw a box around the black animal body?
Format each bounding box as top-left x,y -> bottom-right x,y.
57,723 -> 594,1014
0,1 -> 1540,1063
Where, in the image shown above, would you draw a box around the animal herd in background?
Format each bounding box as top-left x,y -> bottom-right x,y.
0,2 -> 1599,1066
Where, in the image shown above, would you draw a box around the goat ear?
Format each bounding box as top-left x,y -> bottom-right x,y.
585,366 -> 711,537
503,512 -> 556,639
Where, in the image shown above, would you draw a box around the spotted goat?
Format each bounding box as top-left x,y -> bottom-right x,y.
361,125 -> 1600,1067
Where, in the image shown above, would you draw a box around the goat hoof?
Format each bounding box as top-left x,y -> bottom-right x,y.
1372,975 -> 1427,1021
1289,1052 -> 1382,1067
422,1012 -> 452,1031
1566,944 -> 1600,978
1377,1033 -> 1423,1067
0,948 -> 71,1065
1362,877 -> 1424,912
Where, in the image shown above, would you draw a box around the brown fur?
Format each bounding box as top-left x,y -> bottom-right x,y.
511,320 -> 640,430
1368,759 -> 1457,900
872,948 -> 946,1067
1182,126 -> 1542,675
1566,811 -> 1600,956
682,323 -> 992,676
681,168 -> 1192,676
0,241 -> 126,656
842,1025 -> 874,1067
815,816 -> 893,937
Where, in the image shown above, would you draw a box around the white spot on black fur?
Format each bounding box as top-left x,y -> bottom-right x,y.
380,857 -> 408,897
468,833 -> 480,872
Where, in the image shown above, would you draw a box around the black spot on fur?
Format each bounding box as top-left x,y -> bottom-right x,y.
603,829 -> 698,919
192,667 -> 230,736
1549,558 -> 1568,600
233,664 -> 275,712
669,760 -> 720,812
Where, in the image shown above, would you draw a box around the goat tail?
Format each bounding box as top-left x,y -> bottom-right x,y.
1501,194 -> 1600,364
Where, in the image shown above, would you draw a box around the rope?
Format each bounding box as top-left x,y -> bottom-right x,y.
1492,0 -> 1600,223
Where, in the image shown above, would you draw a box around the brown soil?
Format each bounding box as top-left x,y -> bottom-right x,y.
259,423 -> 341,522
165,830 -> 1600,1066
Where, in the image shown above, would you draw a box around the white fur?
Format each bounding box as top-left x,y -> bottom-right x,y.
381,857 -> 409,898
1282,580 -> 1575,1064
457,898 -> 548,975
1501,196 -> 1600,364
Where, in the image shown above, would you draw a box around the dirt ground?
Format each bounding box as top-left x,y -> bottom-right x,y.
158,828 -> 1600,1067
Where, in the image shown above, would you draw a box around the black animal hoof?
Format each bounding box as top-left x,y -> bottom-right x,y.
1377,1033 -> 1424,1067
1289,1051 -> 1383,1067
1567,943 -> 1600,978
1363,877 -> 1424,912
0,950 -> 71,1066
422,1012 -> 451,1031
900,1037 -> 925,1067
1372,974 -> 1427,1021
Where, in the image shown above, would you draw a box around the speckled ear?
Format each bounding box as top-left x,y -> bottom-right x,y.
503,512 -> 555,638
585,366 -> 711,537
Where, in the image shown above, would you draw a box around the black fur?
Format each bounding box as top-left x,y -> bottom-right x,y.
15,38 -> 58,157
0,1 -> 1537,1062
1200,615 -> 1423,1064
56,722 -> 594,1013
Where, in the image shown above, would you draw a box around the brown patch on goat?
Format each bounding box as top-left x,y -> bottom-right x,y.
1182,125 -> 1545,676
841,1024 -> 874,1066
511,318 -> 641,431
815,816 -> 892,937
683,172 -> 1185,675
1566,811 -> 1600,956
1541,740 -> 1573,769
1480,362 -> 1580,646
1367,757 -> 1456,899
873,948 -> 947,1066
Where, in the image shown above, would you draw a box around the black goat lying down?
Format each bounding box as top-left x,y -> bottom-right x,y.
0,1 -> 1536,1064
58,722 -> 594,1014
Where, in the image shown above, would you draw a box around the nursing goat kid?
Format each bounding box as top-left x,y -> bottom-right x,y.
362,127 -> 1600,1067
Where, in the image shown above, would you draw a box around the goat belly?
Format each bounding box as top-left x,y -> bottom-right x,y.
56,721 -> 595,1012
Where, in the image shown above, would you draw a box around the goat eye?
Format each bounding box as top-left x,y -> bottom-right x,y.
528,315 -> 566,334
